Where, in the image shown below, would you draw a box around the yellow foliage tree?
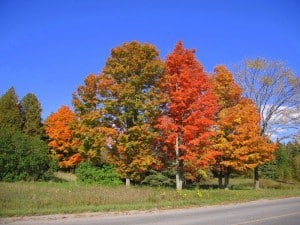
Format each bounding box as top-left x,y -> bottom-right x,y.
211,66 -> 276,188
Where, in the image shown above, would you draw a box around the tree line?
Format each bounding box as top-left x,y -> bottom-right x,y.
1,41 -> 299,189
0,88 -> 55,181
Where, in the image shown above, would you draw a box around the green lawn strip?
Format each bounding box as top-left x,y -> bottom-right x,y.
1,181 -> 300,217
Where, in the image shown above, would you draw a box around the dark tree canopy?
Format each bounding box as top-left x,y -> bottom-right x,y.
21,93 -> 43,137
0,87 -> 22,131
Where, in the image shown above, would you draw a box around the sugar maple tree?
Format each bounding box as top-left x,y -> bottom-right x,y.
73,41 -> 165,186
111,124 -> 161,184
102,41 -> 164,186
44,105 -> 81,169
211,65 -> 241,186
211,66 -> 276,188
211,66 -> 242,109
156,41 -> 217,190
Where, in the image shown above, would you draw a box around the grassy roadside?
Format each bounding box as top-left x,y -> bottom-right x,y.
1,179 -> 300,217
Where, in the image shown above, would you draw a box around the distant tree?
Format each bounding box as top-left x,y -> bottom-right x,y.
0,87 -> 22,131
286,141 -> 300,181
275,143 -> 293,181
261,141 -> 298,181
20,93 -> 43,137
44,106 -> 81,169
234,58 -> 300,189
156,41 -> 217,190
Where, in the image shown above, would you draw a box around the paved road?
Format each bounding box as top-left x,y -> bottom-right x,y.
1,197 -> 300,225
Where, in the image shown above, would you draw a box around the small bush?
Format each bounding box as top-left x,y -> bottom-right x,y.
76,161 -> 122,186
142,170 -> 175,187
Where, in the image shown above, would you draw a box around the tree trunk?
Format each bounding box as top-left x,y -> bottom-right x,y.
218,174 -> 223,188
254,166 -> 259,190
125,175 -> 131,187
175,135 -> 183,190
224,172 -> 229,190
176,171 -> 183,190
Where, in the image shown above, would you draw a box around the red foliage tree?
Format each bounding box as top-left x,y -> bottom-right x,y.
156,41 -> 218,190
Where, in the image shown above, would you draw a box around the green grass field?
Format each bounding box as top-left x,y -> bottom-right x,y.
1,177 -> 300,217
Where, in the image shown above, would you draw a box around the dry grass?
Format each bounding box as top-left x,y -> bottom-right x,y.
53,172 -> 77,182
1,179 -> 300,217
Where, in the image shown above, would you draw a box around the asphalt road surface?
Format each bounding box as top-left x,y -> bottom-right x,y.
1,197 -> 300,225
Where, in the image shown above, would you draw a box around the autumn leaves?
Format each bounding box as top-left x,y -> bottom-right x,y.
211,67 -> 276,187
157,41 -> 218,189
44,41 -> 276,189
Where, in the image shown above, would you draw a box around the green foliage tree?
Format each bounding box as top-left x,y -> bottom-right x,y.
275,144 -> 293,181
0,88 -> 53,181
0,87 -> 22,131
261,141 -> 299,182
288,141 -> 300,181
0,129 -> 53,181
20,93 -> 43,137
293,155 -> 300,181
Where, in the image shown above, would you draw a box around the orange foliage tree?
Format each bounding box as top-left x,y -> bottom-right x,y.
44,105 -> 81,169
73,41 -> 165,186
156,41 -> 218,190
211,66 -> 276,188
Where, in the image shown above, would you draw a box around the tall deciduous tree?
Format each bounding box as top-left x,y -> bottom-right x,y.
211,65 -> 242,187
212,66 -> 276,188
234,58 -> 300,189
214,98 -> 276,188
73,41 -> 165,186
0,87 -> 22,131
211,66 -> 242,109
44,105 -> 81,169
156,41 -> 217,190
103,41 -> 164,186
20,93 -> 43,137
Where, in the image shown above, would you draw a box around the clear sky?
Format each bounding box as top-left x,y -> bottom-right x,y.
1,0 -> 299,119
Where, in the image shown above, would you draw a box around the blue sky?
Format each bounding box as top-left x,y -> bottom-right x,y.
1,0 -> 299,119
